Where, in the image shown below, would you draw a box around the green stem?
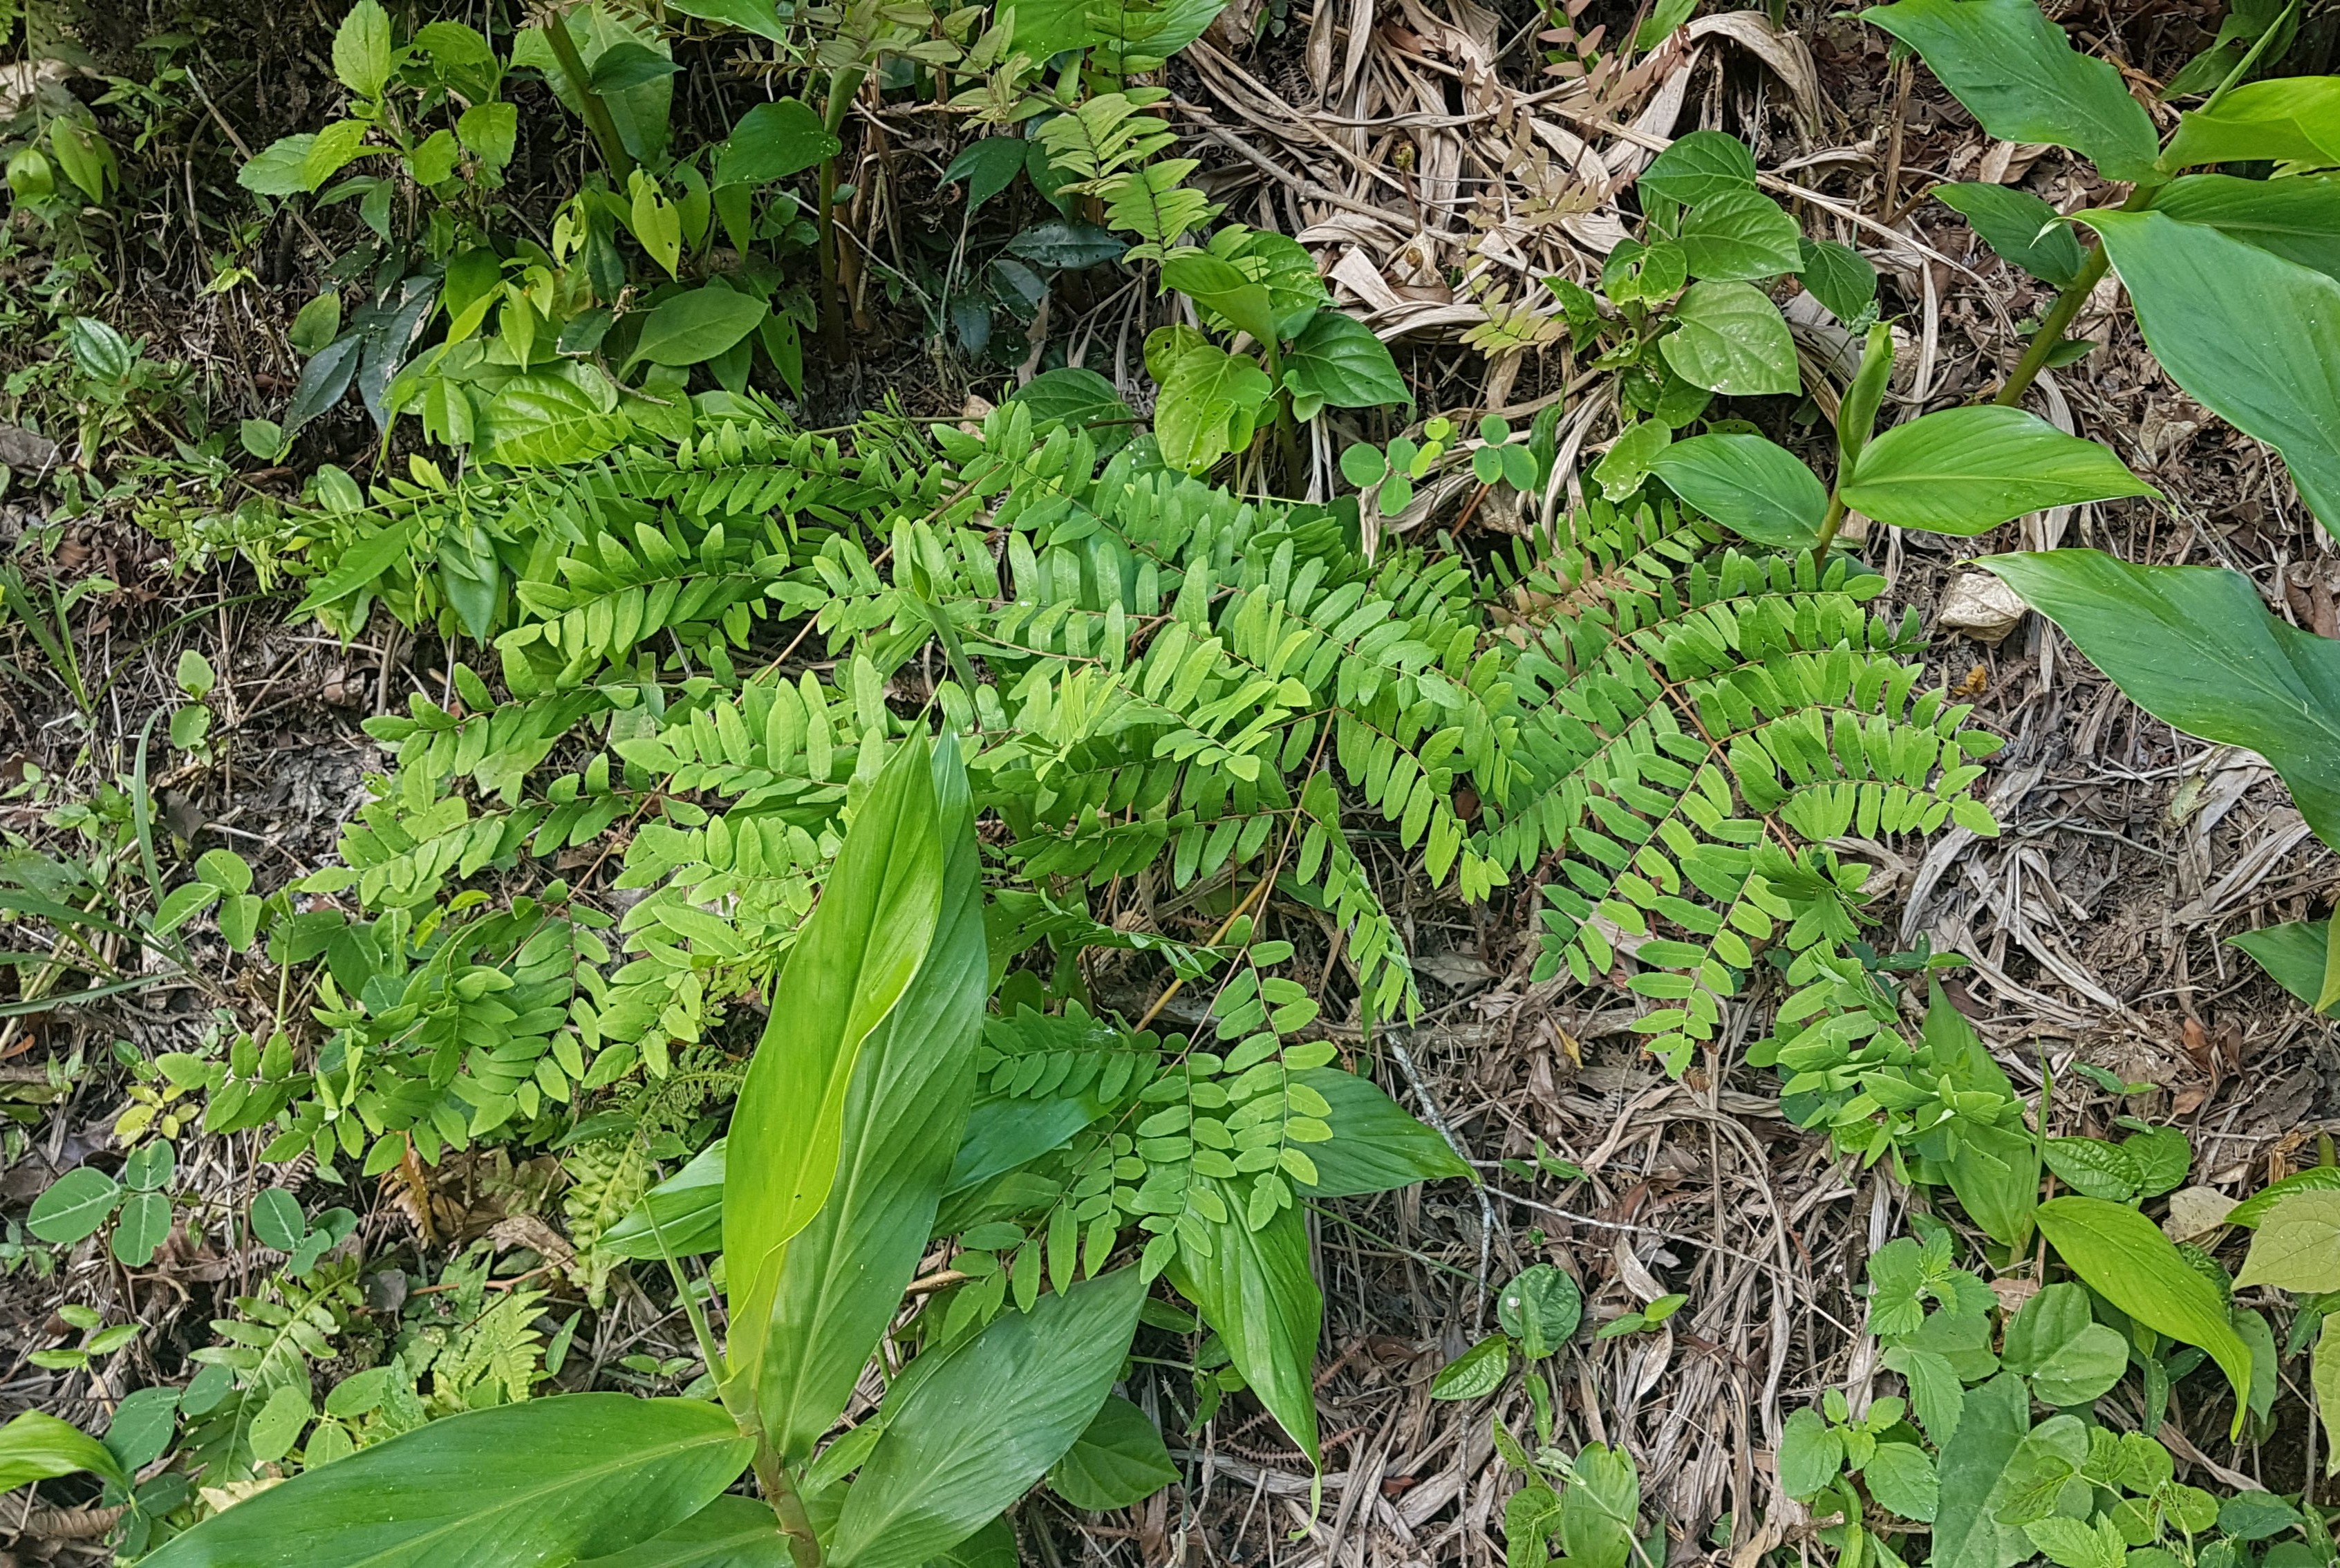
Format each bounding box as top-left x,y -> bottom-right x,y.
1990,241 -> 2109,408
817,65 -> 870,367
540,6 -> 635,178
756,1450 -> 824,1568
1812,490 -> 1849,557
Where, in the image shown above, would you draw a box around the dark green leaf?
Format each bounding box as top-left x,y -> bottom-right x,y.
1650,432 -> 1826,548
1289,1068 -> 1467,1195
1639,131 -> 1757,205
28,1168 -> 120,1245
1678,189 -> 1803,281
725,740 -> 944,1418
1797,239 -> 1878,324
1985,1412 -> 2090,1527
1047,1395 -> 1177,1511
666,0 -> 790,42
1777,1408 -> 1844,1498
944,138 -> 1027,215
1658,282 -> 1798,395
2042,1137 -> 2142,1202
1497,1264 -> 1582,1359
590,42 -> 680,93
1981,551 -> 2340,848
2228,921 -> 2340,1018
1428,1334 -> 1508,1400
2164,77 -> 2340,171
282,331 -> 364,439
480,374 -> 630,468
1934,183 -> 2087,288
1930,1374 -> 2037,1568
1008,368 -> 1135,454
140,1395 -> 751,1568
2079,210 -> 2340,532
2151,174 -> 2340,283
2220,1492 -> 2305,1542
1860,0 -> 2159,181
1168,1179 -> 1322,1462
2034,1196 -> 2254,1435
571,1496 -> 785,1567
632,289 -> 771,368
716,100 -> 836,187
1002,221 -> 1125,270
2000,1283 -> 2128,1406
754,742 -> 987,1464
828,1269 -> 1144,1568
1281,310 -> 1408,416
1161,253 -> 1279,350
112,1189 -> 171,1267
104,1386 -> 179,1474
1840,406 -> 2153,534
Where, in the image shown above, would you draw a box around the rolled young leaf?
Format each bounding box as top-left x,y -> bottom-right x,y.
1981,550 -> 2340,848
752,736 -> 989,1463
827,1268 -> 1145,1568
2033,1196 -> 2254,1435
1649,432 -> 1827,548
724,739 -> 945,1415
140,1394 -> 752,1568
1838,406 -> 2153,535
2078,209 -> 2340,532
1860,0 -> 2159,182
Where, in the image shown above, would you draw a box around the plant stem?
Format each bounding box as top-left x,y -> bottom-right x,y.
817,66 -> 870,367
1990,242 -> 2108,408
1812,491 -> 1849,557
756,1449 -> 824,1568
540,6 -> 635,179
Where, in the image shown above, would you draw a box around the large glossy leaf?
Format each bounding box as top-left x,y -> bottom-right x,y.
666,0 -> 790,43
481,374 -> 630,468
2080,209 -> 2340,532
1934,183 -> 2087,288
633,288 -> 771,368
575,1496 -> 786,1567
1293,1067 -> 1472,1197
1981,551 -> 2340,847
755,740 -> 986,1464
0,1410 -> 128,1494
724,740 -> 945,1410
1638,130 -> 1757,205
1650,432 -> 1827,548
1677,189 -> 1803,281
1159,253 -> 1278,351
717,100 -> 836,187
141,1395 -> 751,1568
512,9 -> 673,164
1282,310 -> 1407,417
1860,0 -> 2158,182
2034,1197 -> 2254,1435
1658,282 -> 1798,395
2228,920 -> 2340,1017
1930,1374 -> 2034,1568
1839,406 -> 2152,535
1047,1395 -> 1179,1510
1007,367 -> 1135,454
1166,1177 -> 1322,1466
2164,77 -> 2340,171
2151,174 -> 2340,283
603,1139 -> 727,1260
1152,341 -> 1273,474
827,1268 -> 1145,1568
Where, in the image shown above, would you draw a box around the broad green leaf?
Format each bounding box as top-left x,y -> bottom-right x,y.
1047,1395 -> 1178,1511
2025,1515 -> 2128,1568
2034,1196 -> 2254,1435
2220,1491 -> 2304,1542
1920,982 -> 2039,1249
303,118 -> 373,191
944,137 -> 1027,215
1860,0 -> 2158,182
604,1140 -> 726,1260
1999,1282 -> 2128,1405
1496,1264 -> 1582,1359
1167,1177 -> 1322,1463
480,374 -> 630,468
104,1385 -> 180,1473
1985,1412 -> 2090,1527
666,0 -> 790,40
1981,551 -> 2340,848
28,1167 -> 120,1245
2316,1317 -> 2340,1479
456,102 -> 518,169
1658,281 -> 1798,395
1002,220 -> 1125,270
1934,183 -> 2087,288
238,134 -> 317,196
1864,1441 -> 1939,1523
1931,1374 -> 2034,1568
0,1410 -> 129,1494
1008,368 -> 1135,454
754,741 -> 986,1464
1152,341 -> 1273,475
827,1269 -> 1144,1568
1678,189 -> 1803,281
724,740 -> 944,1410
1161,252 -> 1279,350
140,1395 -> 751,1568
1593,418 -> 1672,501
1208,227 -> 1332,339
1639,131 -> 1757,205
2079,210 -> 2340,532
2236,1191 -> 2340,1292
2152,174 -> 2340,283
2230,1164 -> 2340,1227
2232,920 -> 2340,1018
1797,239 -> 1879,324
633,289 -> 771,368
1840,406 -> 2152,534
1777,1408 -> 1844,1498
2043,1136 -> 2141,1202
2164,77 -> 2340,171
1650,432 -> 1826,548
333,0 -> 395,98
1281,311 -> 1408,418
512,10 -> 674,165
1428,1334 -> 1508,1399
1291,1067 -> 1470,1195
112,1188 -> 171,1267
1558,1444 -> 1639,1568
572,1495 -> 786,1567
717,100 -> 837,188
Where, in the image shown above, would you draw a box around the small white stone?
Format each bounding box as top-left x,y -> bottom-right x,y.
1937,572 -> 2029,645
